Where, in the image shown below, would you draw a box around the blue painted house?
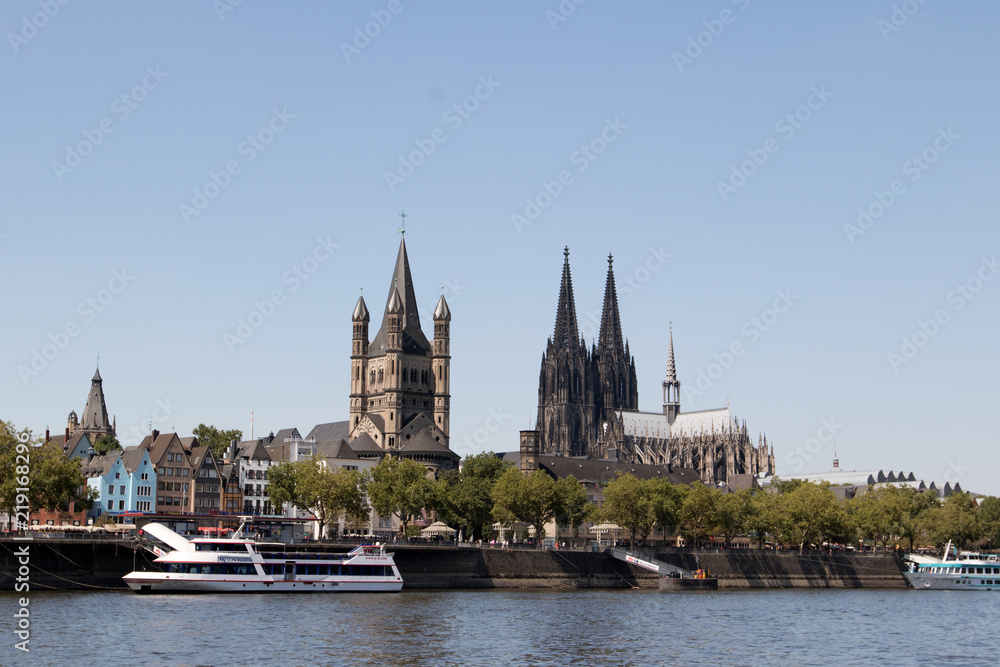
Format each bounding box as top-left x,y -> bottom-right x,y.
83,448 -> 156,518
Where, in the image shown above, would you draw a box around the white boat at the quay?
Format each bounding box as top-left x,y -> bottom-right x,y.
124,521 -> 403,593
904,540 -> 1000,591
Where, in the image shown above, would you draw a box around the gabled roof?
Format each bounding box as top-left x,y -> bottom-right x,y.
348,432 -> 382,453
234,440 -> 271,462
189,445 -> 214,470
398,431 -> 458,457
179,437 -> 198,451
316,439 -> 358,460
81,453 -> 119,478
306,421 -> 350,444
138,433 -> 190,466
120,447 -> 149,473
272,427 -> 302,443
369,238 -> 431,356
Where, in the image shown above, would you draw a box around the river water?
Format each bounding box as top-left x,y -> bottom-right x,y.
4,588 -> 999,666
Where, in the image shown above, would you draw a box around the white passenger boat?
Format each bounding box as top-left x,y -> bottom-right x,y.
904,540 -> 1000,591
124,521 -> 403,593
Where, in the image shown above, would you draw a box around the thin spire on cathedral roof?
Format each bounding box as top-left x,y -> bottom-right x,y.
665,324 -> 677,382
598,252 -> 625,360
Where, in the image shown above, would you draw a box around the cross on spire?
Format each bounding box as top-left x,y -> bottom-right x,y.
399,211 -> 407,236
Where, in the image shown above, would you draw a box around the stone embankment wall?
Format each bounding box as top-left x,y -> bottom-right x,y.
0,539 -> 908,591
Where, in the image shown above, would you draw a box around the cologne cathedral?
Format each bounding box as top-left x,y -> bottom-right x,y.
536,248 -> 774,486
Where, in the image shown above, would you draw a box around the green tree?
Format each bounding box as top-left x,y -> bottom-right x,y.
92,435 -> 122,454
492,468 -> 558,541
924,492 -> 981,548
267,456 -> 369,538
781,482 -> 846,553
191,424 -> 244,458
649,478 -> 688,540
554,476 -> 588,541
850,487 -> 899,548
679,482 -> 721,547
366,456 -> 434,536
743,489 -> 779,548
0,423 -> 94,523
979,496 -> 1000,550
433,452 -> 512,541
714,489 -> 752,548
598,473 -> 657,545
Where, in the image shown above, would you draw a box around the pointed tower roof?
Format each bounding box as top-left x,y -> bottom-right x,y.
80,366 -> 112,433
665,325 -> 677,383
370,238 -> 431,355
92,367 -> 102,382
387,287 -> 403,314
598,254 -> 625,358
433,294 -> 451,321
552,246 -> 580,349
352,295 -> 370,323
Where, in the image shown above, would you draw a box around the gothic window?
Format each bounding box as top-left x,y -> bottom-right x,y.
370,370 -> 376,384
410,369 -> 417,383
378,368 -> 384,382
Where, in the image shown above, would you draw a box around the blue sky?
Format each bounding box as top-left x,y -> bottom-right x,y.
2,1 -> 998,493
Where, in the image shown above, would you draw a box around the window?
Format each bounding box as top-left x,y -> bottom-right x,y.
141,472 -> 149,481
120,485 -> 126,495
209,469 -> 217,478
196,484 -> 203,493
199,469 -> 206,477
166,468 -> 174,476
106,500 -> 113,510
107,485 -> 113,495
115,472 -> 121,479
158,467 -> 165,475
183,483 -> 189,492
118,500 -> 125,511
196,498 -> 202,507
167,453 -> 174,462
182,469 -> 189,477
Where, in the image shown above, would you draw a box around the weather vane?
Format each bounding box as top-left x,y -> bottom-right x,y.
399,211 -> 407,236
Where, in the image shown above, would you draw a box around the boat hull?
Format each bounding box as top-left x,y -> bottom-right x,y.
904,572 -> 1000,591
123,573 -> 403,594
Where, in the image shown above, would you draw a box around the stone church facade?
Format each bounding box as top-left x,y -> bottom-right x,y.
536,248 -> 774,485
347,236 -> 459,472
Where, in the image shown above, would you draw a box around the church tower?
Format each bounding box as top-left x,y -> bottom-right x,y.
432,293 -> 451,436
349,236 -> 450,453
662,327 -> 681,425
595,254 -> 639,426
349,294 -> 370,432
74,367 -> 115,442
537,247 -> 596,457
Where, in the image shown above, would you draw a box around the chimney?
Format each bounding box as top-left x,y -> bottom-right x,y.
152,429 -> 160,441
45,428 -> 50,443
65,427 -> 70,442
